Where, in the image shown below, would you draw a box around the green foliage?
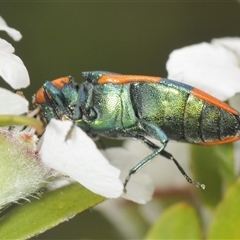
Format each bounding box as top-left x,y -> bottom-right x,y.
191,143 -> 235,208
145,203 -> 202,239
145,178 -> 240,240
208,179 -> 240,239
0,128 -> 239,239
0,183 -> 104,239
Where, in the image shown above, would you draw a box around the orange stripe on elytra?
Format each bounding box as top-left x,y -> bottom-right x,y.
200,136 -> 240,145
98,74 -> 161,84
35,77 -> 70,104
191,88 -> 239,116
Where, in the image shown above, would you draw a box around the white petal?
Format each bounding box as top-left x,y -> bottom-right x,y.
46,177 -> 74,191
166,42 -> 240,101
0,39 -> 29,89
103,148 -> 154,204
0,16 -> 22,41
212,37 -> 240,59
0,87 -> 28,114
0,38 -> 14,53
40,119 -> 123,198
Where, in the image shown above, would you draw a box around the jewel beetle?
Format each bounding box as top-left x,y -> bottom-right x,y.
34,71 -> 240,190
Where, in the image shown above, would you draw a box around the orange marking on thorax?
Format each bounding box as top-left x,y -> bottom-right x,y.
35,77 -> 70,104
35,88 -> 47,103
192,88 -> 239,116
98,74 -> 161,84
200,136 -> 240,145
51,77 -> 70,88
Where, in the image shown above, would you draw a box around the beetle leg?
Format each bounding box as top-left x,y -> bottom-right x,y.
73,84 -> 85,120
123,141 -> 167,192
64,121 -> 76,141
139,136 -> 205,190
124,120 -> 168,191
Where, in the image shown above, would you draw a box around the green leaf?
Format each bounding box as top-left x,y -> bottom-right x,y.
191,143 -> 234,208
0,183 -> 104,239
214,144 -> 235,185
208,178 -> 240,239
145,202 -> 202,239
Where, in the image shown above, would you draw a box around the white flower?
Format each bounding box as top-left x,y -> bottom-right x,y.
0,17 -> 29,113
166,37 -> 240,101
0,87 -> 28,114
0,16 -> 29,112
166,37 -> 240,177
0,120 -> 124,210
0,38 -> 29,89
0,15 -> 22,41
0,16 -> 152,205
40,119 -> 123,198
0,16 -> 29,89
0,16 -> 123,209
102,147 -> 154,204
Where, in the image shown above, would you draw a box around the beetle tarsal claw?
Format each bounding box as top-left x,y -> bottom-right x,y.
184,175 -> 205,190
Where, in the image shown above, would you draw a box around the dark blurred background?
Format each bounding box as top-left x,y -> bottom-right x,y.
1,2 -> 240,239
1,2 -> 240,99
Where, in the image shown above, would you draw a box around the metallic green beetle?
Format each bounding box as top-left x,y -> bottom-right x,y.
35,71 -> 240,189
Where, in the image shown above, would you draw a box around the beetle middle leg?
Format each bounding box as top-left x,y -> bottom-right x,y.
139,136 -> 205,190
